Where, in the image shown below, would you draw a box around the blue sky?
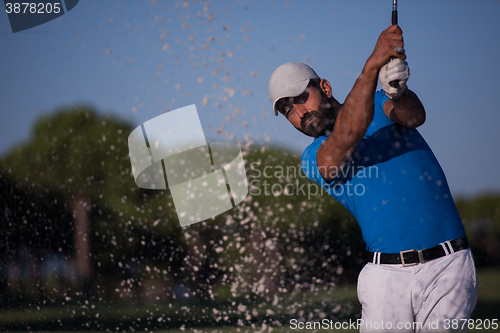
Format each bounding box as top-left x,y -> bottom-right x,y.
1,0 -> 499,197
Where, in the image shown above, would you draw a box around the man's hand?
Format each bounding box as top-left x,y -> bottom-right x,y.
379,58 -> 409,98
366,25 -> 406,72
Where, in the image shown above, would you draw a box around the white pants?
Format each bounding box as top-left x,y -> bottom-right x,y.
357,249 -> 478,333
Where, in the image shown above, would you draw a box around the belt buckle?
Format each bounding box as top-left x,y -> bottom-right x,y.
400,249 -> 422,267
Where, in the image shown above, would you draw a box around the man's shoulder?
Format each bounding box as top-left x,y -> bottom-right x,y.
301,134 -> 329,162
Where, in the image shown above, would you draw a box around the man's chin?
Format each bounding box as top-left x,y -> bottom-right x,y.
301,123 -> 335,138
300,126 -> 324,138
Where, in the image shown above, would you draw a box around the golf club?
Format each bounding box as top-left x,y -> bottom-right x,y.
389,0 -> 402,89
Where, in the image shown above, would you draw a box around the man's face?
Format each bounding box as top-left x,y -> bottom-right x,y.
276,80 -> 338,138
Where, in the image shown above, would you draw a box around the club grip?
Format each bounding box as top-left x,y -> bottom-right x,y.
392,10 -> 398,25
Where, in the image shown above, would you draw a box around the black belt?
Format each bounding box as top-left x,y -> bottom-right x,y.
367,236 -> 469,267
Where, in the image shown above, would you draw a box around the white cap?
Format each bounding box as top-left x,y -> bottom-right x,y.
269,62 -> 319,116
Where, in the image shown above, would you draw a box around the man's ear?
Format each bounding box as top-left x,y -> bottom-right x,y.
320,79 -> 332,98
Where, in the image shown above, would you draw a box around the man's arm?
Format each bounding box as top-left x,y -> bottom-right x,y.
383,89 -> 426,128
317,25 -> 406,182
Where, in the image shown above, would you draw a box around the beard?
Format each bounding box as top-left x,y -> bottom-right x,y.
299,101 -> 337,138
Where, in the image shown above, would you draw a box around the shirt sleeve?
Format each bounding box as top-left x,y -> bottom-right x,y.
301,136 -> 336,188
366,89 -> 393,136
375,88 -> 390,110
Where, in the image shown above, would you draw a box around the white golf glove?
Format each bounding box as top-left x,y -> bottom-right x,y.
379,58 -> 409,99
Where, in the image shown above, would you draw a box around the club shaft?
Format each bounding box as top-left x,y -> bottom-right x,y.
388,0 -> 400,89
392,0 -> 398,25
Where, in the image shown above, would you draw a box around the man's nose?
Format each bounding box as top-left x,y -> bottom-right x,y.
294,104 -> 309,118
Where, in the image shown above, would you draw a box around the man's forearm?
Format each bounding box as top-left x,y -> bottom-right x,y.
387,89 -> 426,128
330,62 -> 378,150
318,62 -> 378,180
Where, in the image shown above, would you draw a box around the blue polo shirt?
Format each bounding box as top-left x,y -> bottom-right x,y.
301,90 -> 466,253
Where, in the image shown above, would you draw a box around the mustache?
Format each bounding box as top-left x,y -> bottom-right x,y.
300,110 -> 323,129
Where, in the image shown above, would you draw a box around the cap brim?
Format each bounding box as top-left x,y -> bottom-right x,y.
272,79 -> 310,116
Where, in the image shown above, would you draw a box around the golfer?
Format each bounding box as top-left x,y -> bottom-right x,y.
269,25 -> 477,332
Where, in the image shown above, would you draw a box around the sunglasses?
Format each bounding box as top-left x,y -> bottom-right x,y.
277,87 -> 311,117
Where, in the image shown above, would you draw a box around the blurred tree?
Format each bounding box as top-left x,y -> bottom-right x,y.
0,172 -> 74,305
0,172 -> 73,257
0,105 -> 180,297
456,195 -> 500,267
